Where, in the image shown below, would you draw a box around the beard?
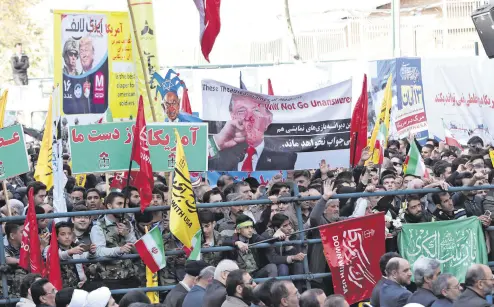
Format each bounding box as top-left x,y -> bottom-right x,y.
241,285 -> 256,304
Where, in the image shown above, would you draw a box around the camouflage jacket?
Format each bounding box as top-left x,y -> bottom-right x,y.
4,243 -> 26,297
89,216 -> 137,280
161,233 -> 187,284
202,230 -> 223,266
223,233 -> 269,274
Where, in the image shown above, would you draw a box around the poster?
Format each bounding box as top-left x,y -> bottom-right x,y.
53,10 -> 137,125
0,125 -> 30,180
398,217 -> 488,282
422,57 -> 494,145
69,122 -> 208,173
320,213 -> 385,305
202,79 -> 352,171
395,58 -> 429,141
128,0 -> 163,122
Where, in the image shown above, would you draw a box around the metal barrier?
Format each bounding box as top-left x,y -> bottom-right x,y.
0,184 -> 493,304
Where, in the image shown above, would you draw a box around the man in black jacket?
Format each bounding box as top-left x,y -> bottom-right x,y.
164,260 -> 208,307
453,264 -> 493,307
203,259 -> 239,307
407,257 -> 440,306
30,278 -> 56,307
11,43 -> 29,85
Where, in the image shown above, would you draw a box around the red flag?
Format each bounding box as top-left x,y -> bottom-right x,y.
267,79 -> 274,95
131,96 -> 154,212
194,0 -> 221,62
349,74 -> 368,167
110,171 -> 138,190
319,212 -> 385,305
19,189 -> 45,274
45,222 -> 62,290
181,88 -> 193,115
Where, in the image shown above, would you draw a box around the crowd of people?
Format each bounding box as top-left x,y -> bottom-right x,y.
1,134 -> 494,307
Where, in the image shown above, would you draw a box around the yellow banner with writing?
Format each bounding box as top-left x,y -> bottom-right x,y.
53,10 -> 137,124
128,0 -> 163,122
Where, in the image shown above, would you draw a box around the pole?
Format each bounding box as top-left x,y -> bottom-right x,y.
351,131 -> 359,167
127,0 -> 157,122
2,181 -> 11,216
248,225 -> 323,247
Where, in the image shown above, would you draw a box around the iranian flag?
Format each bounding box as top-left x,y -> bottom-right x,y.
183,230 -> 202,261
403,140 -> 429,178
374,122 -> 387,164
135,226 -> 166,273
442,121 -> 462,148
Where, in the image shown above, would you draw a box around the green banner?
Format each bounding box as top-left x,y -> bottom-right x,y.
398,217 -> 488,282
69,122 -> 208,174
0,125 -> 30,180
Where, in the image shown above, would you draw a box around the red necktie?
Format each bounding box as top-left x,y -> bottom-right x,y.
241,147 -> 256,171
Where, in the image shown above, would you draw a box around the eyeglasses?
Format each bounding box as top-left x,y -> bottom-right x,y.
447,283 -> 461,290
44,288 -> 57,295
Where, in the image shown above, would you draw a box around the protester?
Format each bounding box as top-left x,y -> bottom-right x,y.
221,269 -> 257,307
182,266 -> 215,307
379,258 -> 413,307
17,274 -> 41,307
406,257 -> 440,306
452,264 -> 494,307
252,278 -> 277,307
30,278 -> 57,307
118,290 -> 150,307
271,280 -> 300,307
323,295 -> 349,307
163,260 -> 209,307
299,288 -> 326,307
203,260 -> 239,307
371,252 -> 402,307
431,273 -> 462,307
85,287 -> 118,307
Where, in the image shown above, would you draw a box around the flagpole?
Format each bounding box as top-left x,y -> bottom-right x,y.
248,225 -> 323,247
127,0 -> 157,122
351,132 -> 359,167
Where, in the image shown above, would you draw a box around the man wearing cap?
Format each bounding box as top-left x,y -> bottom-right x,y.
183,266 -> 216,307
164,260 -> 209,307
62,38 -> 80,76
223,214 -> 278,278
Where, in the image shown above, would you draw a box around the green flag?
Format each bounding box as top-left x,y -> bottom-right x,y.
398,217 -> 487,282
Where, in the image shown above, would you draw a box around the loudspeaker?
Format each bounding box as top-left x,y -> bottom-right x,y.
472,4 -> 494,58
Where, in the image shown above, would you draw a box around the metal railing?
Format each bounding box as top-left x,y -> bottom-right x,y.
0,184 -> 494,303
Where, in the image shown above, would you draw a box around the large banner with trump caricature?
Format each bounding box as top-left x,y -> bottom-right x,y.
54,11 -> 138,125
202,79 -> 352,171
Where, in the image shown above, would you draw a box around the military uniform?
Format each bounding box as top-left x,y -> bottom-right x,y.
89,216 -> 137,281
161,233 -> 187,284
202,230 -> 223,266
4,244 -> 27,298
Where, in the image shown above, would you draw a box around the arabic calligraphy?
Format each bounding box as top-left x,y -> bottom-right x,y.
275,121 -> 350,135
395,112 -> 427,130
65,18 -> 104,35
0,132 -> 21,148
281,135 -> 350,150
434,92 -> 494,108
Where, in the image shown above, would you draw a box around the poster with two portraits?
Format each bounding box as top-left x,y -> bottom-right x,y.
202,79 -> 352,171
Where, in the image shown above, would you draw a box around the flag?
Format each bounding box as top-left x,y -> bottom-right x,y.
19,189 -> 45,274
442,120 -> 462,148
239,71 -> 247,90
170,129 -> 201,256
267,79 -> 274,95
110,171 -> 138,191
0,89 -> 8,128
319,212 -> 385,305
350,74 -> 368,167
51,86 -> 68,217
184,229 -> 202,260
403,139 -> 428,178
34,97 -> 54,190
131,96 -> 154,212
367,75 -> 392,165
181,88 -> 193,115
45,222 -> 62,290
135,226 -> 166,273
194,0 -> 221,62
399,216 -> 487,282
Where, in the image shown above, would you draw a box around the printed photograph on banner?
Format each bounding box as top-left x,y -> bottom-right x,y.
395,58 -> 429,142
60,13 -> 109,120
202,79 -> 352,171
368,60 -> 398,139
422,57 -> 494,145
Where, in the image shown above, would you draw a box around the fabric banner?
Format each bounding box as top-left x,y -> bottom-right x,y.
398,217 -> 488,282
319,212 -> 385,305
202,79 -> 352,171
206,171 -> 287,187
0,125 -> 30,180
421,57 -> 494,145
53,10 -> 137,125
69,122 -> 208,173
395,58 -> 429,141
128,0 -> 163,122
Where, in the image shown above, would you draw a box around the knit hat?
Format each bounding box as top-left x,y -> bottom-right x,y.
68,289 -> 89,307
84,287 -> 111,307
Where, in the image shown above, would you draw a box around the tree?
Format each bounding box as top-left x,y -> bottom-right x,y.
0,0 -> 45,84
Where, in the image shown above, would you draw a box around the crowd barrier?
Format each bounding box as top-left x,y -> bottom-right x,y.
0,185 -> 493,304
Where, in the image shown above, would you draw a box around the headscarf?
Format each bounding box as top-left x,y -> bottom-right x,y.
68,289 -> 89,307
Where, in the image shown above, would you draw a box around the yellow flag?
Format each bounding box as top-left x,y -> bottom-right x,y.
170,129 -> 200,248
68,160 -> 87,187
34,96 -> 54,190
367,75 -> 393,165
146,267 -> 159,303
0,89 -> 8,129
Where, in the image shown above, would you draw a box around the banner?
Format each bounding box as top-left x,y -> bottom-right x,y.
54,10 -> 137,125
395,58 -> 429,141
69,122 -> 208,173
398,217 -> 488,282
202,79 -> 352,171
319,213 -> 385,305
128,0 -> 162,122
0,125 -> 30,180
422,57 -> 494,145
